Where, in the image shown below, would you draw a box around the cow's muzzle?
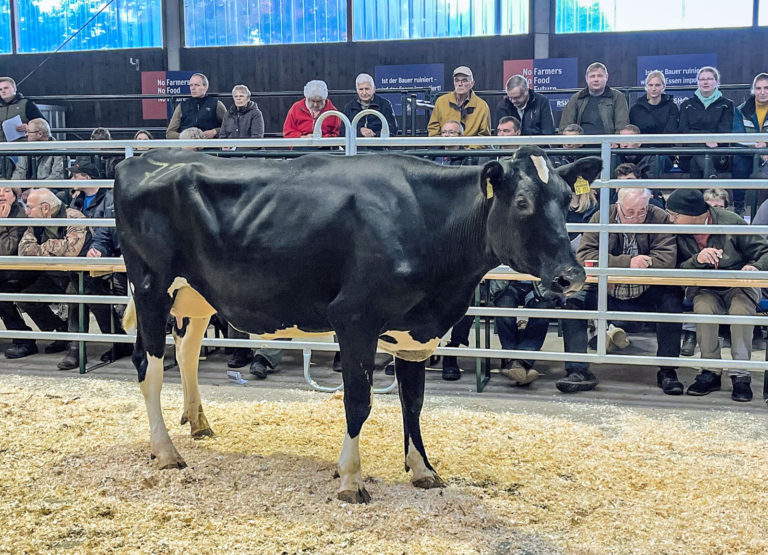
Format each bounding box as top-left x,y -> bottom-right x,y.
548,265 -> 586,296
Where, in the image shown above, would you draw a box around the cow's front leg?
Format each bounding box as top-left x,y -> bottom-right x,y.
174,316 -> 214,438
334,328 -> 378,503
396,357 -> 445,489
140,353 -> 187,469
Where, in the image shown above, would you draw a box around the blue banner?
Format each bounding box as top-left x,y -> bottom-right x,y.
375,64 -> 445,116
637,54 -> 717,104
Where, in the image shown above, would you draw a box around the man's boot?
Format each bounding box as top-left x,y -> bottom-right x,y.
556,368 -> 598,393
686,370 -> 721,396
680,330 -> 696,357
58,343 -> 85,370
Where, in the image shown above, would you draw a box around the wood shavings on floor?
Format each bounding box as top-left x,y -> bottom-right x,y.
0,375 -> 766,554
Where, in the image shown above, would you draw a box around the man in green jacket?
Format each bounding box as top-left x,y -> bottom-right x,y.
667,189 -> 768,402
559,62 -> 629,135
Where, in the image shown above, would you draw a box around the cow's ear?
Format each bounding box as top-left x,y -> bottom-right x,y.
556,156 -> 603,191
480,160 -> 504,199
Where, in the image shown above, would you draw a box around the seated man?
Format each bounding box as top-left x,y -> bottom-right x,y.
11,119 -> 66,181
549,124 -> 585,168
666,189 -> 768,402
559,187 -> 684,395
0,188 -> 84,358
341,73 -> 398,138
57,160 -> 132,370
0,184 -> 67,357
615,124 -> 661,178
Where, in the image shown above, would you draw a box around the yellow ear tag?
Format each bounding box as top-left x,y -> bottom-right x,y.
574,176 -> 590,195
486,178 -> 494,199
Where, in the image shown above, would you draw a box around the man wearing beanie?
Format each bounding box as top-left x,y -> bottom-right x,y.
559,187 -> 684,395
667,188 -> 768,402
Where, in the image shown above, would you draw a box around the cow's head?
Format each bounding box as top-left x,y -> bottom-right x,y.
481,145 -> 602,297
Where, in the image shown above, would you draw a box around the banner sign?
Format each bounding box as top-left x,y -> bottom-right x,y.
374,63 -> 444,116
502,58 -> 578,112
141,70 -> 199,120
637,53 -> 717,104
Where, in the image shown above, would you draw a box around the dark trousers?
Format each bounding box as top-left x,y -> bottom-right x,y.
448,283 -> 554,367
67,273 -> 126,336
0,271 -> 68,343
560,285 -> 683,373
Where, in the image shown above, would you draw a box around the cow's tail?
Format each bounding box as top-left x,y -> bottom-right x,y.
122,298 -> 137,334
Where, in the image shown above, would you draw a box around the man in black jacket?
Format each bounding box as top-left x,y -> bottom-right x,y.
341,73 -> 398,137
166,73 -> 226,139
494,74 -> 555,135
58,160 -> 131,369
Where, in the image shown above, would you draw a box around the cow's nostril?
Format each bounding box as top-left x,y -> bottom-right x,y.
554,276 -> 571,291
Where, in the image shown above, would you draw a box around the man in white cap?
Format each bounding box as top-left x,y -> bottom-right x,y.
427,66 -> 490,140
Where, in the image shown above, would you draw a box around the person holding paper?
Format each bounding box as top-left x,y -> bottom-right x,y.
0,77 -> 45,178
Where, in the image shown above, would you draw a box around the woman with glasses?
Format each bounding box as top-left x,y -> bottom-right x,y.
678,66 -> 735,178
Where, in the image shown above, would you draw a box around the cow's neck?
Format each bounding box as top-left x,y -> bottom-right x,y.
439,191 -> 497,281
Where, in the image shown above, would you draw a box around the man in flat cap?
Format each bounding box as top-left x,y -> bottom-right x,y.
667,188 -> 768,402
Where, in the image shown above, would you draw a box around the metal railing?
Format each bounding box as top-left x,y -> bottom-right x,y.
1,132 -> 768,398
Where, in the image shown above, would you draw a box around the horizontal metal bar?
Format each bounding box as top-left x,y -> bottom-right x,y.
602,179 -> 768,189
0,179 -> 114,189
465,307 -> 768,326
0,218 -> 115,227
571,223 -> 768,234
0,293 -> 129,304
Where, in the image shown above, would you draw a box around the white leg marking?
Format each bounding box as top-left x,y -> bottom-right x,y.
406,437 -> 435,483
531,155 -> 550,183
338,433 -> 363,493
140,355 -> 186,468
176,317 -> 212,437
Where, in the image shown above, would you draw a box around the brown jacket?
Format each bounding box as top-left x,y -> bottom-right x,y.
19,205 -> 88,257
576,204 -> 677,268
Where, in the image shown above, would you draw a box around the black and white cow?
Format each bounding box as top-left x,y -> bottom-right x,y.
114,147 -> 601,503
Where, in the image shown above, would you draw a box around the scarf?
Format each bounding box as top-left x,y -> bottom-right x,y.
695,88 -> 722,108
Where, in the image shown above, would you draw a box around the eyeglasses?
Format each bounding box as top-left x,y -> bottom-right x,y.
454,78 -> 470,84
441,130 -> 461,136
617,203 -> 647,220
698,77 -> 716,82
27,129 -> 42,136
665,210 -> 680,222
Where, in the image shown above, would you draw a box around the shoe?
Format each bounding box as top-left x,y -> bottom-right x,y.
44,339 -> 69,354
442,355 -> 460,381
731,376 -> 753,402
686,370 -> 721,396
607,324 -> 630,350
332,352 -> 342,373
680,330 -> 696,357
227,348 -> 253,369
5,342 -> 38,359
556,369 -> 598,393
499,360 -> 539,386
249,355 -> 269,379
100,343 -> 134,363
657,369 -> 684,395
58,345 -> 85,370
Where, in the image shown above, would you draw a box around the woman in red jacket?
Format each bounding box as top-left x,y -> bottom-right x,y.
283,80 -> 340,138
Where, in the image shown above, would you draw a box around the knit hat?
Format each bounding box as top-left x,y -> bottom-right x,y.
666,189 -> 709,216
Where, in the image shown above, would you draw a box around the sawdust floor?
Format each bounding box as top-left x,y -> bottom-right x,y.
0,374 -> 767,554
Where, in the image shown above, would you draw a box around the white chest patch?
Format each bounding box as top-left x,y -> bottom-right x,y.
531,155 -> 549,183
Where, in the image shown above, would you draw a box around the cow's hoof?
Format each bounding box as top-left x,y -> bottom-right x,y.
337,487 -> 371,504
412,473 -> 445,489
191,427 -> 214,439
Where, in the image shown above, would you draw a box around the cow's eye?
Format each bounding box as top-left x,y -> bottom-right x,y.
516,199 -> 528,211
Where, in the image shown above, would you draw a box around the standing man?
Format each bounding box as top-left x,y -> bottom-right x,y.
559,62 -> 629,135
494,74 -> 555,135
0,77 -> 44,140
427,66 -> 490,140
666,189 -> 768,402
166,73 -> 226,139
341,73 -> 398,137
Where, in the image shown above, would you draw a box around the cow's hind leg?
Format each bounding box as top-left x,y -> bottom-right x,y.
175,316 -> 214,438
333,328 -> 379,504
129,286 -> 186,470
396,357 -> 445,489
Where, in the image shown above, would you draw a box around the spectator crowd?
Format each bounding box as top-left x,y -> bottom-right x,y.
1,63 -> 768,403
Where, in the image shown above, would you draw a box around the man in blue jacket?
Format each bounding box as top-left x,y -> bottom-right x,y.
341,73 -> 398,138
